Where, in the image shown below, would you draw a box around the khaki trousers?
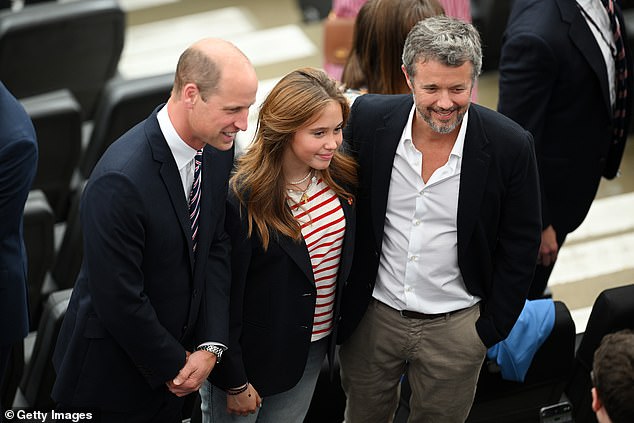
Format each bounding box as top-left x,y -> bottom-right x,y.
339,299 -> 487,423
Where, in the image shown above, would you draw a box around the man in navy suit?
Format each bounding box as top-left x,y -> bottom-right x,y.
338,16 -> 542,422
0,81 -> 38,418
51,38 -> 258,422
498,0 -> 633,299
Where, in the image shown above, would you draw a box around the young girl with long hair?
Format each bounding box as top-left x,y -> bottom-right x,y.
201,67 -> 357,423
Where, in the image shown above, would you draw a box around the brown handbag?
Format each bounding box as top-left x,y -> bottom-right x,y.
323,13 -> 356,66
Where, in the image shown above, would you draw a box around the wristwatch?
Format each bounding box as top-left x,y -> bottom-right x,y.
196,344 -> 224,363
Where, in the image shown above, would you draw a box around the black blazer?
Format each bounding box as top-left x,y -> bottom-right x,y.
498,0 -> 633,236
339,94 -> 541,348
210,187 -> 355,396
0,81 -> 38,345
52,106 -> 232,413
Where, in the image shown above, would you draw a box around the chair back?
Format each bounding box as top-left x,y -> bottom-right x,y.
21,90 -> 82,221
79,73 -> 174,179
16,288 -> 73,408
0,0 -> 125,119
22,189 -> 55,328
47,180 -> 86,294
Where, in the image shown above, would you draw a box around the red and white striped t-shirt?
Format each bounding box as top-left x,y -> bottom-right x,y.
288,176 -> 345,342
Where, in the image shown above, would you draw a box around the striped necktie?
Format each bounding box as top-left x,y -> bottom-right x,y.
601,0 -> 628,144
188,149 -> 203,253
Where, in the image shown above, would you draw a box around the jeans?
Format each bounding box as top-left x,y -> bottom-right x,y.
200,336 -> 328,423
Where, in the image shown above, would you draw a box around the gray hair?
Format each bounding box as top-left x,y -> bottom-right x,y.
402,15 -> 482,81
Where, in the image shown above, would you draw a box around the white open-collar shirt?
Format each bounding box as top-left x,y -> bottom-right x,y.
373,105 -> 481,313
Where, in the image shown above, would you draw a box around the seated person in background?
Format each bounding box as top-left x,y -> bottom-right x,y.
592,329 -> 634,423
340,0 -> 444,100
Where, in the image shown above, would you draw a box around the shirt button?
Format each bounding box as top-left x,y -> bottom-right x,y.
413,220 -> 421,226
409,256 -> 418,262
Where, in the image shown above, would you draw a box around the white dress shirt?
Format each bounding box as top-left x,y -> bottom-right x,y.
373,105 -> 480,313
157,105 -> 200,199
156,105 -> 226,351
577,0 -> 617,107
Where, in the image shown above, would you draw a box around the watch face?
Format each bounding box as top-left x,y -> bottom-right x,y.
199,345 -> 223,362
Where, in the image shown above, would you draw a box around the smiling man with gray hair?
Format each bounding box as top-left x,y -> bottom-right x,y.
338,16 -> 542,422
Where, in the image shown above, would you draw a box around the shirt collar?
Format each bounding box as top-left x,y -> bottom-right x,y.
400,104 -> 469,161
157,105 -> 198,172
451,108 -> 468,159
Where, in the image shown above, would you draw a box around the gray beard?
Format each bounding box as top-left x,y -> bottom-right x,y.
419,105 -> 468,134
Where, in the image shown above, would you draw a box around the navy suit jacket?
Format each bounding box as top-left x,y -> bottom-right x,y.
52,106 -> 232,412
0,81 -> 38,345
498,0 -> 633,236
210,189 -> 355,396
339,95 -> 542,348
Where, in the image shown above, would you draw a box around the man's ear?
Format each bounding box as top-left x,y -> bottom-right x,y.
592,387 -> 603,412
183,83 -> 198,108
402,65 -> 413,91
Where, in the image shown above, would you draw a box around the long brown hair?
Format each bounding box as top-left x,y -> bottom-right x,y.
231,67 -> 357,249
341,0 -> 444,94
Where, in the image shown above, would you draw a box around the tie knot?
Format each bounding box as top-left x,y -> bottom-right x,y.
193,150 -> 203,175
